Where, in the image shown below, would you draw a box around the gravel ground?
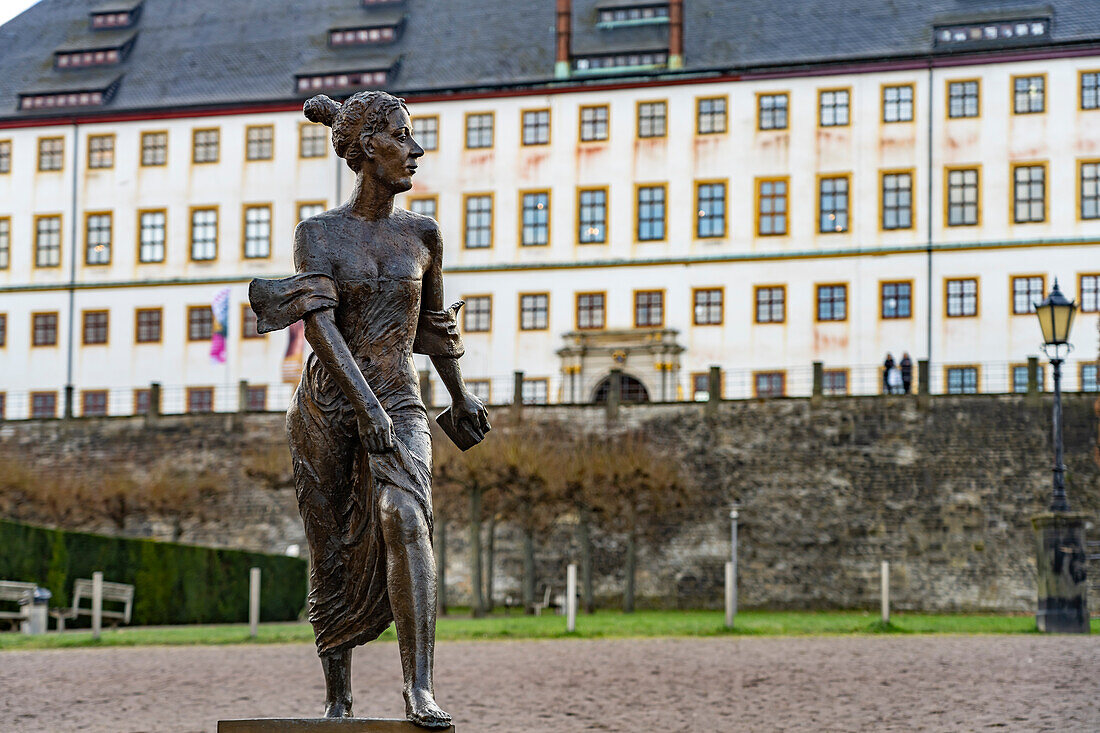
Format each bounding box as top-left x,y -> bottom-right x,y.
1,635 -> 1098,732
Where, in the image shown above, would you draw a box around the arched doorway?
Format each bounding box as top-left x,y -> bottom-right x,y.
592,373 -> 650,404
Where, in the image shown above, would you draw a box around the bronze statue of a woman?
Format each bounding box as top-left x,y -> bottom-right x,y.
249,90 -> 489,729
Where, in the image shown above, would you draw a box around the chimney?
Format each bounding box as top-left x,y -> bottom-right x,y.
555,0 -> 571,79
668,0 -> 683,69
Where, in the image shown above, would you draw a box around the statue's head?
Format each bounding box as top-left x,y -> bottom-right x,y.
303,90 -> 423,193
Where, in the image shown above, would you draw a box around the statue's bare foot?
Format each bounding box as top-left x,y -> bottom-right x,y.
404,688 -> 451,729
324,699 -> 353,719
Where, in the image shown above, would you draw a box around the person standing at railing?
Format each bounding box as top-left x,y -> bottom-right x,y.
883,353 -> 896,394
900,352 -> 913,394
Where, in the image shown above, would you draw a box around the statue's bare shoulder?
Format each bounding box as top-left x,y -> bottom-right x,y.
293,210 -> 340,275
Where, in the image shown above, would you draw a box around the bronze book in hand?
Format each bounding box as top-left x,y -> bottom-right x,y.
435,407 -> 487,451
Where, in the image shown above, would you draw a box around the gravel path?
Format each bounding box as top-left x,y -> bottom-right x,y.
2,635 -> 1098,732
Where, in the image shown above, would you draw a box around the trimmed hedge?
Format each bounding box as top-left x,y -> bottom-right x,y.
0,519 -> 307,625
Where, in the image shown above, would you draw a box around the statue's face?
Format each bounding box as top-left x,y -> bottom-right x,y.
363,106 -> 423,193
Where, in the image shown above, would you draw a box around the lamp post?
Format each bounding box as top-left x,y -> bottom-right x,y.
1030,279 -> 1088,633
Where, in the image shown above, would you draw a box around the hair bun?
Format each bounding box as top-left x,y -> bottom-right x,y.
303,95 -> 340,127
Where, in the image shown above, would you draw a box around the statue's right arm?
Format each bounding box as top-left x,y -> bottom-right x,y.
294,221 -> 395,453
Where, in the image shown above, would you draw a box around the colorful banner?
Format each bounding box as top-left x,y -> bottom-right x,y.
210,287 -> 230,364
282,320 -> 305,383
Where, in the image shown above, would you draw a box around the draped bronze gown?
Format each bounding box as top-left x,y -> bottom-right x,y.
250,269 -> 462,654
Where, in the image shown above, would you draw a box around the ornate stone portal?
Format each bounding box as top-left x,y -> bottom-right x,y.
229,91 -> 488,731
557,327 -> 684,403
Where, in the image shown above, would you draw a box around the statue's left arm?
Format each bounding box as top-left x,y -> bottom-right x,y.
419,221 -> 491,442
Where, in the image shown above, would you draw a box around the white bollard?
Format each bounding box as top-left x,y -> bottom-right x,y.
249,567 -> 261,638
91,571 -> 103,641
566,563 -> 577,633
880,561 -> 890,625
725,561 -> 735,629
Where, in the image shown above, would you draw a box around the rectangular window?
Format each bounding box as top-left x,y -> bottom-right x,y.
882,172 -> 913,229
188,306 -> 213,341
466,380 -> 491,403
31,392 -> 57,418
1082,161 -> 1100,219
412,116 -> 437,151
521,191 -> 550,246
1012,365 -> 1044,394
134,388 -> 152,415
881,281 -> 912,319
637,101 -> 667,138
818,176 -> 849,233
946,278 -> 978,317
463,295 -> 491,332
38,137 -> 64,171
192,129 -> 219,163
85,212 -> 112,265
465,113 -> 493,149
691,372 -> 711,401
521,379 -> 548,405
1082,364 -> 1099,392
755,286 -> 785,323
816,284 -> 847,321
409,197 -> 437,219
823,370 -> 848,396
463,194 -> 492,249
245,385 -> 267,412
883,84 -> 914,122
187,387 -> 214,414
135,308 -> 162,343
141,131 -> 167,166
1081,275 -> 1099,312
1012,164 -> 1046,223
578,188 -> 607,244
0,314 -> 4,347
948,80 -> 980,118
754,372 -> 786,398
242,305 -> 262,339
300,123 -> 327,158
757,178 -> 788,235
243,205 -> 271,258
636,185 -> 666,241
1012,275 -> 1044,315
246,125 -> 274,161
696,182 -> 726,238
576,292 -> 606,330
947,168 -> 980,226
520,293 -> 549,331
32,312 -> 58,346
693,288 -> 723,325
190,208 -> 218,260
1083,72 -> 1100,110
522,109 -> 550,145
819,89 -> 850,126
82,310 -> 108,345
35,215 -> 61,267
0,217 -> 11,269
947,366 -> 979,394
0,140 -> 10,173
1013,75 -> 1045,114
139,210 -> 166,262
580,105 -> 609,142
88,134 -> 115,168
298,202 -> 325,222
758,93 -> 788,130
634,290 -> 663,327
696,97 -> 727,134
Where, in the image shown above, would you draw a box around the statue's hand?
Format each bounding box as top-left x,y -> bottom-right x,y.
357,403 -> 396,453
453,391 -> 491,445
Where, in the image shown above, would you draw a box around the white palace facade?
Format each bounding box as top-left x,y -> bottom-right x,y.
0,0 -> 1099,418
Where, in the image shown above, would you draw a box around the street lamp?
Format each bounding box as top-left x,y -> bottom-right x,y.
1033,280 -> 1077,512
1031,279 -> 1087,633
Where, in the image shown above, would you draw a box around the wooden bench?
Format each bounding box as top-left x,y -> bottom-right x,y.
0,581 -> 37,631
50,578 -> 134,631
531,585 -> 561,616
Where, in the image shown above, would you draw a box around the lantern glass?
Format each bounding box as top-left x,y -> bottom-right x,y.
1033,281 -> 1077,346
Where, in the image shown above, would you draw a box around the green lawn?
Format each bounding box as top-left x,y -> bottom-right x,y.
4,609 -> 1093,650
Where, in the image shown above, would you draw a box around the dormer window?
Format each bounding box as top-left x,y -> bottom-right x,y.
296,68 -> 392,93
58,49 -> 120,68
574,50 -> 668,72
90,1 -> 142,29
362,0 -> 402,5
597,3 -> 669,27
933,18 -> 1049,47
19,74 -> 121,111
55,34 -> 135,69
92,12 -> 132,28
330,24 -> 401,47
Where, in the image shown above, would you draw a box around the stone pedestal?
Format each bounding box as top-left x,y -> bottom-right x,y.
218,720 -> 454,733
1032,512 -> 1090,634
